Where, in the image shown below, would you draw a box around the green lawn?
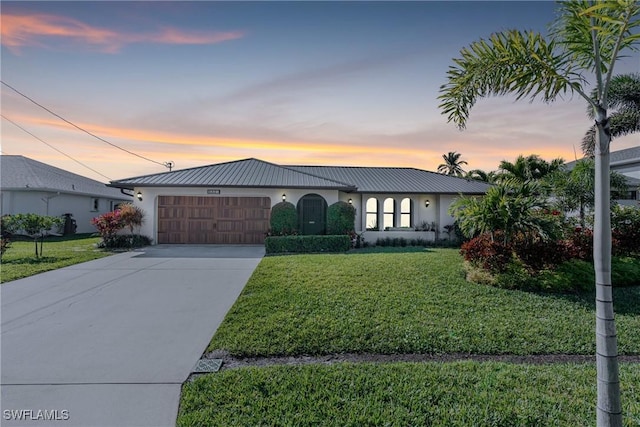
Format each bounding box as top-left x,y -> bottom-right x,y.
180,249 -> 640,425
208,250 -> 640,356
179,362 -> 640,427
1,234 -> 111,283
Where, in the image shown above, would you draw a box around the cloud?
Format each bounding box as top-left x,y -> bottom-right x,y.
1,13 -> 244,54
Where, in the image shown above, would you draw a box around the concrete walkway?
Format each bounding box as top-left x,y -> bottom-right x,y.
1,245 -> 264,426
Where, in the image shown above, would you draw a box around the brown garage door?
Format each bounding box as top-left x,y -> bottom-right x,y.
157,196 -> 271,244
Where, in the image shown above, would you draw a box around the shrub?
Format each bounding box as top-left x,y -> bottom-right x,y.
269,202 -> 298,236
611,205 -> 640,257
561,228 -> 593,261
265,235 -> 350,254
118,203 -> 145,234
0,238 -> 10,258
460,233 -> 513,273
97,234 -> 152,249
511,232 -> 569,271
91,210 -> 124,246
326,201 -> 356,235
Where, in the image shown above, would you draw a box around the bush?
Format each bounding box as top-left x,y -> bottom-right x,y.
91,210 -> 124,246
511,232 -> 569,271
561,228 -> 594,261
326,201 -> 356,235
270,202 -> 298,236
118,203 -> 145,234
97,234 -> 152,249
611,205 -> 640,257
0,238 -> 10,258
265,235 -> 350,254
460,233 -> 514,273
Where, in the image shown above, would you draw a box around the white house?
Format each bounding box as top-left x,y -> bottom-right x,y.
0,155 -> 132,234
109,158 -> 491,245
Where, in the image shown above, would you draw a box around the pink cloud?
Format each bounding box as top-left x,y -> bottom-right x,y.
1,13 -> 244,54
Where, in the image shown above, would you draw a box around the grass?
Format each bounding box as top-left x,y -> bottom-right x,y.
180,248 -> 640,425
1,234 -> 111,283
179,362 -> 640,427
207,249 -> 640,356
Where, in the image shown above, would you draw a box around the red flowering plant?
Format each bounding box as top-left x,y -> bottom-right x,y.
91,210 -> 125,246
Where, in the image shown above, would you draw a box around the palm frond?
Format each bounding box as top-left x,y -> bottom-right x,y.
438,30 -> 585,129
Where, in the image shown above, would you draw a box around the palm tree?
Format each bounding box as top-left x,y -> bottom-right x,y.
465,169 -> 498,183
438,2 -> 640,425
582,73 -> 640,156
498,155 -> 565,183
437,151 -> 468,177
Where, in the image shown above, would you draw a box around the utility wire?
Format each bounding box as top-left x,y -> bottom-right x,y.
1,80 -> 166,167
1,114 -> 113,181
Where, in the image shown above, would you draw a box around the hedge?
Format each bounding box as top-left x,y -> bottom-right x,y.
265,235 -> 351,254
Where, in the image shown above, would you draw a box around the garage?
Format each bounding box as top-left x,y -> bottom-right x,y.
157,196 -> 271,244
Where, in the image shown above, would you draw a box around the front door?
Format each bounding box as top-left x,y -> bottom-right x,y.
297,194 -> 327,235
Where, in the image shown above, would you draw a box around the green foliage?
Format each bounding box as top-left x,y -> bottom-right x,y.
611,205 -> 640,257
178,362 -> 640,427
4,213 -> 64,258
269,201 -> 298,236
96,234 -> 152,249
118,203 -> 145,234
437,151 -> 468,176
450,179 -> 560,244
326,201 -> 355,235
265,235 -> 350,254
497,154 -> 564,184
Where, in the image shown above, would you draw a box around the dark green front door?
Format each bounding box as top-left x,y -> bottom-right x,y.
298,194 -> 327,235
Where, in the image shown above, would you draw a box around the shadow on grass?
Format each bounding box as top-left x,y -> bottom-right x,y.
348,246 -> 436,254
530,286 -> 640,316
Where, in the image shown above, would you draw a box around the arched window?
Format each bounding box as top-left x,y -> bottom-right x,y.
366,198 -> 378,230
400,198 -> 412,228
383,198 -> 395,229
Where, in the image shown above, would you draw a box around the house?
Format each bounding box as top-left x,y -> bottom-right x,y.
565,146 -> 640,207
108,158 -> 490,245
0,155 -> 132,233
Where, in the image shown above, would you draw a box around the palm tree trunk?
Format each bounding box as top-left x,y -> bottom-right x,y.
594,116 -> 622,427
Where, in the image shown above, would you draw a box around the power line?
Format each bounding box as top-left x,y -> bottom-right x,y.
1,114 -> 113,181
1,80 -> 167,168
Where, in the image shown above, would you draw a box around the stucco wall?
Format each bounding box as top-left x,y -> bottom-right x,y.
1,190 -> 131,234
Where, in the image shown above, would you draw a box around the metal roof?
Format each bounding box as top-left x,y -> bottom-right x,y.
287,165 -> 492,194
611,145 -> 640,166
1,155 -> 130,200
110,158 -> 490,194
109,158 -> 357,191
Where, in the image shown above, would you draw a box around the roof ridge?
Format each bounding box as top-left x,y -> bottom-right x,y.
278,164 -> 357,188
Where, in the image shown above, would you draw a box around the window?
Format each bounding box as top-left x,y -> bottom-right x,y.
383,198 -> 395,229
400,198 -> 412,227
91,198 -> 99,211
366,198 -> 378,230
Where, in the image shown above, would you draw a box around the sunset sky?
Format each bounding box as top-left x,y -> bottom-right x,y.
1,1 -> 638,184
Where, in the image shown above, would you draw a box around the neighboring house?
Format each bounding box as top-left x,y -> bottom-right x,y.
109,158 -> 491,245
0,155 -> 132,234
565,146 -> 640,207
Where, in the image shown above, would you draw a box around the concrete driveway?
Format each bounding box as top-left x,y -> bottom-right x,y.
1,245 -> 264,427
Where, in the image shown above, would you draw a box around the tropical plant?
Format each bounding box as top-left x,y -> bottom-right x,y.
582,73 -> 640,156
91,210 -> 124,246
118,203 -> 145,235
497,154 -> 564,183
465,169 -> 498,183
437,151 -> 468,177
438,2 -> 640,423
551,159 -> 629,227
449,179 -> 559,245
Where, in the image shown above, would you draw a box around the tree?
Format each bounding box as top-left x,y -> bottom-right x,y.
437,151 -> 468,177
327,201 -> 356,235
552,159 -> 628,227
582,73 -> 640,156
465,169 -> 498,183
438,2 -> 640,425
497,154 -> 564,183
8,213 -> 63,258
